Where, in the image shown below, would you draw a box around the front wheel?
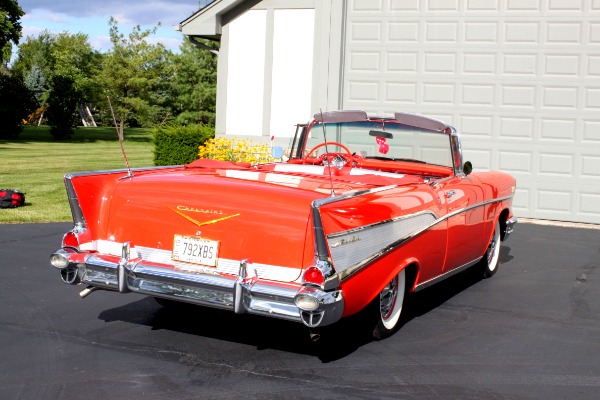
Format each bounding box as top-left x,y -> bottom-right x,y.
479,221 -> 501,278
372,269 -> 406,340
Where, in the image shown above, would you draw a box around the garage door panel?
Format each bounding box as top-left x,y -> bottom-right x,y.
583,120 -> 600,141
499,117 -> 535,139
589,55 -> 600,76
540,118 -> 577,141
580,193 -> 600,217
581,155 -> 600,178
460,115 -> 494,138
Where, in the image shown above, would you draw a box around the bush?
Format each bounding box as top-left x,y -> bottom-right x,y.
46,75 -> 82,140
153,124 -> 214,166
0,74 -> 37,139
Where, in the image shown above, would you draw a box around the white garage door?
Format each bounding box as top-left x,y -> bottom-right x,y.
342,0 -> 600,224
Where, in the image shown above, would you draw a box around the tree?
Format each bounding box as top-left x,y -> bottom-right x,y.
12,30 -> 102,106
24,63 -> 46,103
52,32 -> 103,103
46,74 -> 82,140
0,0 -> 24,65
0,74 -> 37,139
171,37 -> 218,126
10,30 -> 53,83
98,17 -> 173,132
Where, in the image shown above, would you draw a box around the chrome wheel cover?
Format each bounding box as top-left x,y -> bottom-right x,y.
487,223 -> 501,272
379,269 -> 406,330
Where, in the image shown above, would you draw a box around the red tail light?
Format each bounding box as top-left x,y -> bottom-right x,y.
63,231 -> 80,249
303,266 -> 324,286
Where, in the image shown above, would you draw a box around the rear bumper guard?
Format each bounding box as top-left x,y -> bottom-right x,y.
50,244 -> 344,328
504,216 -> 518,241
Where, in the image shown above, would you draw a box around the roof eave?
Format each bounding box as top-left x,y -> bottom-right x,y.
176,0 -> 261,39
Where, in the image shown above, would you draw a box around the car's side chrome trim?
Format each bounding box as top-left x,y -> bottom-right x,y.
332,194 -> 514,281
329,211 -> 438,278
312,185 -> 397,208
413,257 -> 482,292
444,195 -> 514,221
335,220 -> 436,281
64,165 -> 178,179
328,210 -> 439,239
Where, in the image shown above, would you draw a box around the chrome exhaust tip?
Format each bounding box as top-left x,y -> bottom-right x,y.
308,329 -> 321,342
79,286 -> 99,298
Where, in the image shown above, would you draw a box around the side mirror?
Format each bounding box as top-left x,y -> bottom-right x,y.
463,161 -> 473,176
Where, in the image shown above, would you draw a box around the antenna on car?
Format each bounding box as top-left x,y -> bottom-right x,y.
319,109 -> 336,197
107,96 -> 133,179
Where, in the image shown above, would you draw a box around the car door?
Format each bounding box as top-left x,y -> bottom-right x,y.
436,175 -> 486,273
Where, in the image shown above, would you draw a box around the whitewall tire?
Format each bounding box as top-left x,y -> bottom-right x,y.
480,221 -> 501,278
373,269 -> 406,339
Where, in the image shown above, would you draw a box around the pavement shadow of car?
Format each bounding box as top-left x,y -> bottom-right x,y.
404,245 -> 510,318
97,246 -> 512,363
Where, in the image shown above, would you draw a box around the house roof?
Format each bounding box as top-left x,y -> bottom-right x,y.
174,0 -> 262,40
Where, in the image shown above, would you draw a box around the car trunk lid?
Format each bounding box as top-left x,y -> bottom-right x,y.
100,167 -> 372,282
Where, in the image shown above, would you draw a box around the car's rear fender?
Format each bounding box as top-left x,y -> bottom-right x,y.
338,251 -> 421,317
64,166 -> 180,239
335,223 -> 448,317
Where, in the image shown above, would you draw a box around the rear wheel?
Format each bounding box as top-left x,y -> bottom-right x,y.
479,221 -> 501,278
372,269 -> 406,340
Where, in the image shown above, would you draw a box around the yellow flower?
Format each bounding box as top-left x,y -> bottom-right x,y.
198,137 -> 274,165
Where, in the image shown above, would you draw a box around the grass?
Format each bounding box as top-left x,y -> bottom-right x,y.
0,125 -> 155,224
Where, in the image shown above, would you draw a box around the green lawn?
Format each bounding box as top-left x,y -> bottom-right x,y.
0,126 -> 155,223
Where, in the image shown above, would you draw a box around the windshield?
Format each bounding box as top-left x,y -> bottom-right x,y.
296,121 -> 453,168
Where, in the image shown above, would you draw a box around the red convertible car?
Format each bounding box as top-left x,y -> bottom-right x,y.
51,110 -> 517,339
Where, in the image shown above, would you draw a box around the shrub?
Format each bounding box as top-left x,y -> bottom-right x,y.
0,74 -> 37,139
46,75 -> 82,140
198,136 -> 274,165
153,124 -> 214,166
175,110 -> 215,127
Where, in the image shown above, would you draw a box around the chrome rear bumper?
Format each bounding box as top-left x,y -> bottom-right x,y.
50,245 -> 344,328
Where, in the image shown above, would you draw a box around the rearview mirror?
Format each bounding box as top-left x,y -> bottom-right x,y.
368,130 -> 393,139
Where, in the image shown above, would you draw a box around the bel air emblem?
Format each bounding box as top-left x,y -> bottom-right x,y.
330,236 -> 360,248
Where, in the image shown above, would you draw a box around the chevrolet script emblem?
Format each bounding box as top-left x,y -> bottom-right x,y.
171,207 -> 240,229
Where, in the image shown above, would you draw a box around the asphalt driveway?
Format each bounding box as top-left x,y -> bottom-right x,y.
0,221 -> 599,399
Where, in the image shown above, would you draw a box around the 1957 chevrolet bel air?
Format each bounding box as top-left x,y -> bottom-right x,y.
50,110 -> 517,339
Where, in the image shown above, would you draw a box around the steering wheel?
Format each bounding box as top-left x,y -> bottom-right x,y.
303,141 -> 353,165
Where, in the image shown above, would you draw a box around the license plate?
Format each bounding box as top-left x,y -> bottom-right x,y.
172,235 -> 219,267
